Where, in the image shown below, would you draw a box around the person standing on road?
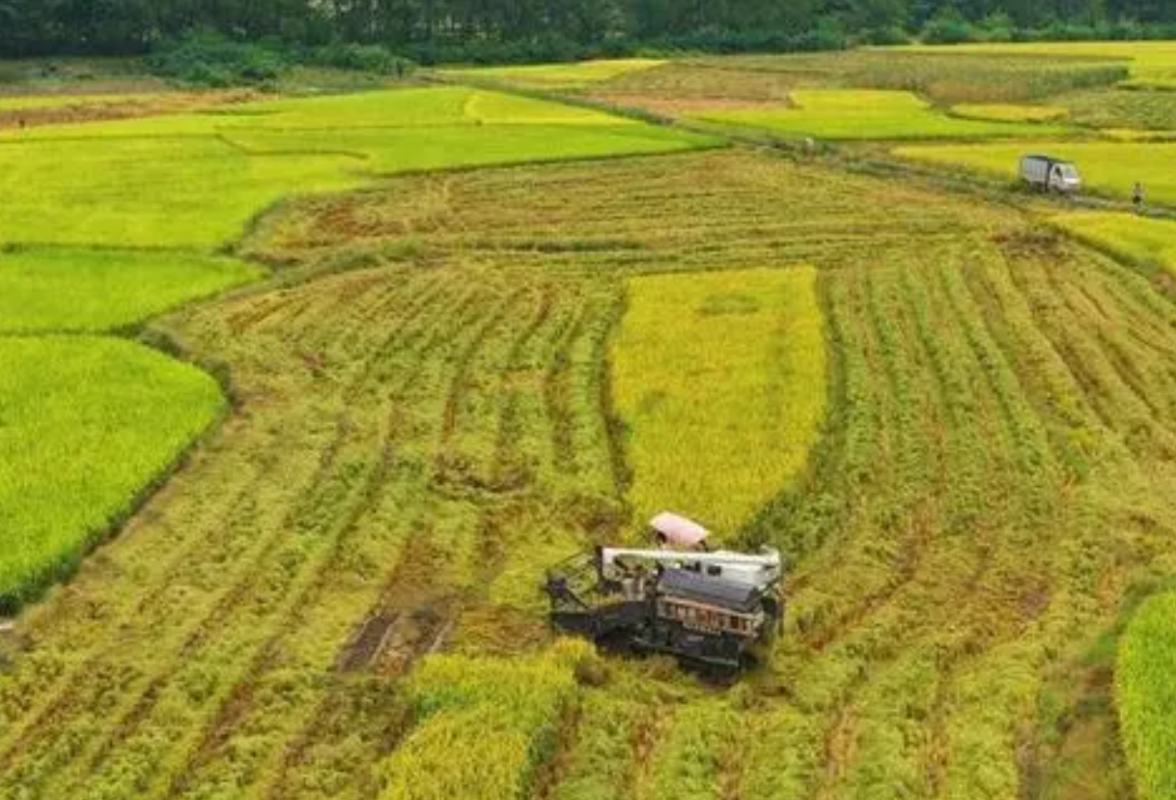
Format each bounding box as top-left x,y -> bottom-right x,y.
1134,181 -> 1145,214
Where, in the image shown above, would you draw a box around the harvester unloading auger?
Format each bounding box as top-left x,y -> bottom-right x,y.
543,512 -> 784,675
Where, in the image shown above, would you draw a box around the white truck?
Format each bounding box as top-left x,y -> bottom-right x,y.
1020,155 -> 1083,194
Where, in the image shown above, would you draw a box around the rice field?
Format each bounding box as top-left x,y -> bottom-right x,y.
0,248 -> 263,333
950,103 -> 1069,123
895,140 -> 1176,204
695,89 -> 1070,140
1118,591 -> 1176,800
0,82 -> 711,616
0,92 -> 168,110
612,267 -> 826,532
1050,212 -> 1176,277
898,41 -> 1176,89
595,51 -> 1127,108
0,337 -> 225,611
5,47 -> 1176,800
440,59 -> 666,89
1055,87 -> 1176,132
0,87 -> 714,248
0,145 -> 1172,798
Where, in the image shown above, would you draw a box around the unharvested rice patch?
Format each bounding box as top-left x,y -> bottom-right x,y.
696,89 -> 1072,140
611,266 -> 827,532
0,337 -> 224,611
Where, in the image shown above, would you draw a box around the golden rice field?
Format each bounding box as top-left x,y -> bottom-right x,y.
612,267 -> 826,532
1050,212 -> 1176,277
1118,591 -> 1176,800
0,337 -> 225,611
695,89 -> 1070,140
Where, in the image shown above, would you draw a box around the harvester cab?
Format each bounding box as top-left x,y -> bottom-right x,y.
543,512 -> 785,675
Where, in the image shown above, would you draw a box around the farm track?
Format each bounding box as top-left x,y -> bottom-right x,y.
5,150 -> 1176,797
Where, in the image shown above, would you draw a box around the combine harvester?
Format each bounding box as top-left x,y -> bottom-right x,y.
543,512 -> 784,675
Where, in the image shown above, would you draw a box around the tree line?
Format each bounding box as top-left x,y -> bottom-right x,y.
2,0 -> 1175,62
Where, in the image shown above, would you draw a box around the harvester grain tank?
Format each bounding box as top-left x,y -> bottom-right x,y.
1020,154 -> 1083,193
543,512 -> 784,675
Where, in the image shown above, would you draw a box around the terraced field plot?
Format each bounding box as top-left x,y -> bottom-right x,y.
1119,591 -> 1176,800
4,148 -> 1176,799
0,248 -> 262,333
1051,212 -> 1176,277
950,103 -> 1069,123
895,140 -> 1176,205
900,41 -> 1176,89
0,86 -> 714,248
0,337 -> 225,610
441,58 -> 665,90
695,89 -> 1070,140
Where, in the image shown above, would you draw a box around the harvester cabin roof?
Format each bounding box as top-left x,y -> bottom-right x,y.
650,512 -> 710,549
659,569 -> 760,613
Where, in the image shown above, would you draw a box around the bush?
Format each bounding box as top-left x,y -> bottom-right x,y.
306,42 -> 415,76
976,12 -> 1015,42
862,26 -> 910,45
147,32 -> 288,87
149,34 -> 417,86
921,8 -> 976,44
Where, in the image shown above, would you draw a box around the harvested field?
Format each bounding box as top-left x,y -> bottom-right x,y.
0,90 -> 259,130
3,147 -> 1176,799
590,52 -> 1128,107
950,103 -> 1069,123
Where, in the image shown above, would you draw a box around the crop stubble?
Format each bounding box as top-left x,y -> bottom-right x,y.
2,150 -> 1175,798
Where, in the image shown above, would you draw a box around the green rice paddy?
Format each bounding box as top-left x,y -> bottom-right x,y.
0,248 -> 262,333
0,336 -> 225,610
